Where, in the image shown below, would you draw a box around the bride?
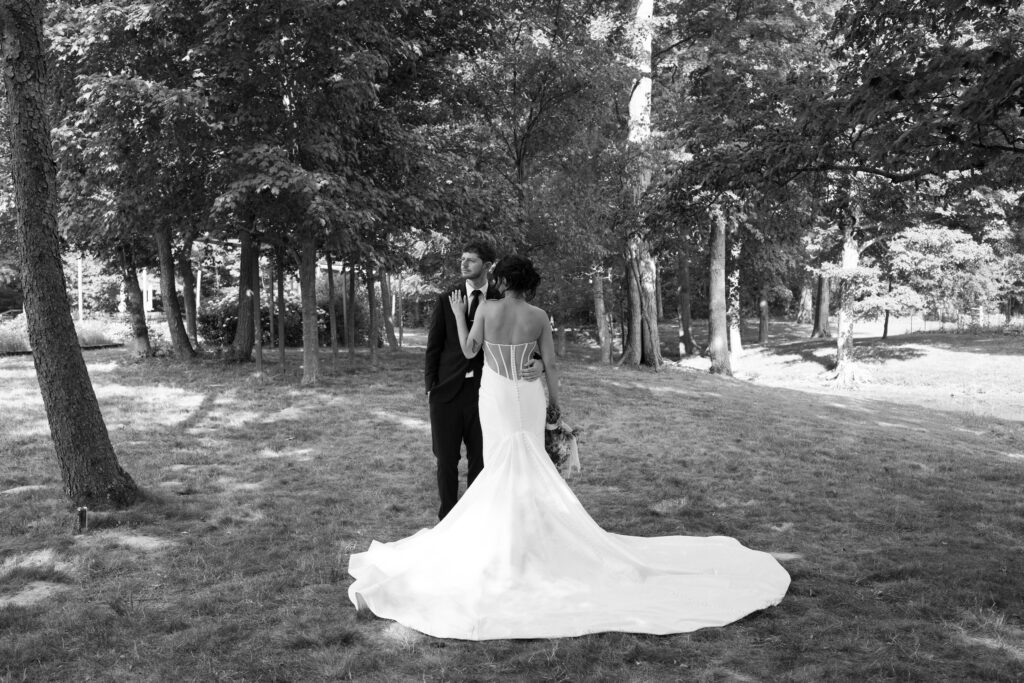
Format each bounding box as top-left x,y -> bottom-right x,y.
348,255 -> 790,640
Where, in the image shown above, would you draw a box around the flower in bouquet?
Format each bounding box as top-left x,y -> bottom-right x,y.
544,405 -> 581,475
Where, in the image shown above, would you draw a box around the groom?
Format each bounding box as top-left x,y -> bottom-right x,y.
424,240 -> 541,520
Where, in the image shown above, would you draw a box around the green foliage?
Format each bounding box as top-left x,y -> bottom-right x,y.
62,254 -> 122,315
888,224 -> 1000,320
197,275 -> 377,349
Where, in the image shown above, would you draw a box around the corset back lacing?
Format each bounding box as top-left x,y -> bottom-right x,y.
484,341 -> 535,435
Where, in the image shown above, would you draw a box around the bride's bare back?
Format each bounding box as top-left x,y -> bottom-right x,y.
462,294 -> 559,405
480,298 -> 547,346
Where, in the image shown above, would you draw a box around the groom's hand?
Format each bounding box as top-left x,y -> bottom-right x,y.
521,358 -> 543,382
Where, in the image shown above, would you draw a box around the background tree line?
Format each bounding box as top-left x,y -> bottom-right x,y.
2,0 -> 1023,506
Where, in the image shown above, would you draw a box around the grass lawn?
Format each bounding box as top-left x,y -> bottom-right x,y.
1,322 -> 1023,681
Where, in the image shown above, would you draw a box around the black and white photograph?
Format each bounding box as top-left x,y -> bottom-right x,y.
1,0 -> 1022,680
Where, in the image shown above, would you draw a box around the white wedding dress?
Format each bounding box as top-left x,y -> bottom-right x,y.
348,341 -> 790,640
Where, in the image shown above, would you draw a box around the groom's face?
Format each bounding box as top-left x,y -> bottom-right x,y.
460,251 -> 490,281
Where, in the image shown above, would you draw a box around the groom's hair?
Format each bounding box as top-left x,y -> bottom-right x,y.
462,239 -> 496,265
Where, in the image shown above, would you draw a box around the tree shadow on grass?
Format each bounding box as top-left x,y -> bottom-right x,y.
757,336 -> 931,369
758,337 -> 839,370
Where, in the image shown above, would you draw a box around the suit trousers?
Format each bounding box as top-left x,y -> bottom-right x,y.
429,379 -> 483,520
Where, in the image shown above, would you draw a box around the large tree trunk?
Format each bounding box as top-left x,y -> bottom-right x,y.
727,238 -> 742,354
380,270 -> 398,350
621,245 -> 662,367
676,251 -> 695,357
365,261 -> 379,363
620,0 -> 661,369
118,245 -> 152,358
621,252 -> 643,364
326,252 -> 339,362
795,276 -> 813,323
229,225 -> 255,361
298,231 -> 319,385
834,223 -> 859,385
153,223 -> 195,357
811,275 -> 832,338
592,269 -> 612,363
708,206 -> 731,375
2,0 -> 138,508
179,233 -> 197,347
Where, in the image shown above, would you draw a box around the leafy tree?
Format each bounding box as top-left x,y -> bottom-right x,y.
49,0 -> 208,358
888,224 -> 1000,324
195,0 -> 396,381
1,0 -> 138,507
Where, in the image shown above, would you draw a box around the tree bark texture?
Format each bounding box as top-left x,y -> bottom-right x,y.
727,238 -> 742,355
365,261 -> 378,362
380,270 -> 398,350
592,270 -> 612,364
299,231 -> 319,384
396,275 -> 404,348
795,277 -> 813,324
266,256 -> 275,350
251,247 -> 263,379
676,251 -> 695,357
326,252 -> 339,360
179,233 -> 197,347
229,225 -> 255,361
2,0 -> 138,507
119,245 -> 152,358
707,207 -> 731,375
654,263 -> 663,321
621,241 -> 662,367
811,275 -> 831,338
619,0 -> 661,369
153,223 -> 195,357
834,223 -> 858,385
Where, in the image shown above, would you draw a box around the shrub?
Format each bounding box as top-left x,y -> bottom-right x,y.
0,314 -> 125,354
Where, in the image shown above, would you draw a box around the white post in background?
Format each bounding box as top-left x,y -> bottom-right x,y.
77,255 -> 84,322
196,266 -> 203,313
142,268 -> 151,314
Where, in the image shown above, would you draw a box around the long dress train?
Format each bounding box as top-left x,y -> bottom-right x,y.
347,341 -> 790,640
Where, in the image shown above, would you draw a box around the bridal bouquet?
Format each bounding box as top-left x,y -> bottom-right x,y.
545,405 -> 581,476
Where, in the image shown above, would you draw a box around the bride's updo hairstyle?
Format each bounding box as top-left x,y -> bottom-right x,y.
493,255 -> 541,300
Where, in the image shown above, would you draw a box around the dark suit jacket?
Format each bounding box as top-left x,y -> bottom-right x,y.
424,283 -> 501,404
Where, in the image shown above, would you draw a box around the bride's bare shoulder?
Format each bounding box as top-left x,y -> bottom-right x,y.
528,304 -> 550,325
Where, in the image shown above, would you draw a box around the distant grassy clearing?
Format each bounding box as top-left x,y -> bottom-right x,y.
1,323 -> 1022,681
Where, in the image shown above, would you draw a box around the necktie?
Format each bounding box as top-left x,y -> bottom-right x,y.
468,289 -> 482,324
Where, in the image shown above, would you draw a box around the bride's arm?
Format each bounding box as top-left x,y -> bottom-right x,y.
537,314 -> 559,407
448,292 -> 485,359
